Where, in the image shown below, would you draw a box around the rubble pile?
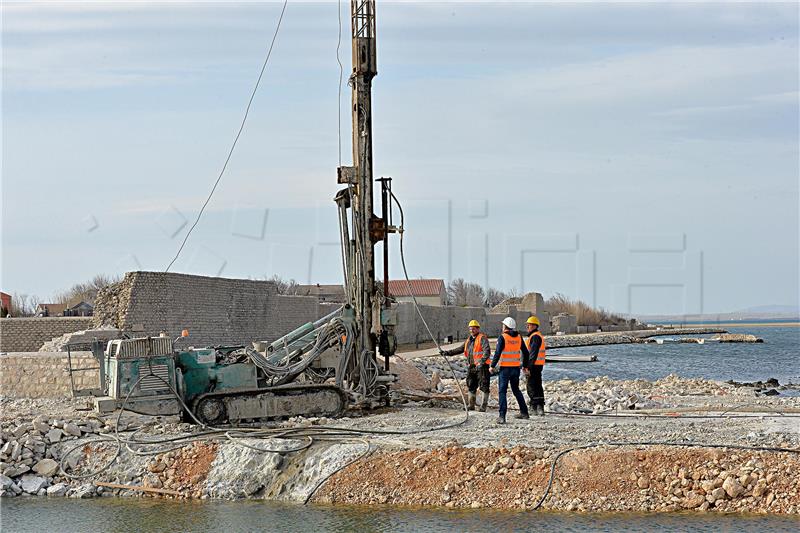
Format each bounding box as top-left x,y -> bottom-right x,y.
0,414 -> 111,498
91,274 -> 135,329
39,326 -> 122,352
315,444 -> 800,514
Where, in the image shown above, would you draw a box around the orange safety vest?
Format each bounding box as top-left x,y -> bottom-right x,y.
499,333 -> 522,367
464,333 -> 487,365
526,331 -> 546,366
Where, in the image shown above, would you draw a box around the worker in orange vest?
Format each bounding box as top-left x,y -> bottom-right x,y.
441,319 -> 492,411
523,316 -> 546,416
489,317 -> 530,424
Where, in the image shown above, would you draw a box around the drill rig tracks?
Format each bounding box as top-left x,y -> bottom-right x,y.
193,384 -> 349,425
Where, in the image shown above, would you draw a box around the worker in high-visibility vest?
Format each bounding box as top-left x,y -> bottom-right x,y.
489,317 -> 530,424
441,319 -> 492,411
523,315 -> 546,416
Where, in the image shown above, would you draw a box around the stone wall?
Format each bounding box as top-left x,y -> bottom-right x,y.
91,271 -> 543,350
93,272 -> 333,347
394,303 -> 533,346
0,317 -> 93,352
0,352 -> 98,398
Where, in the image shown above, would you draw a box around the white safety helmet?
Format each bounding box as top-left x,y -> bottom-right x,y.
502,317 -> 517,330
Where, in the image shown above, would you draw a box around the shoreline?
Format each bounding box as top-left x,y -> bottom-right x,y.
1,374 -> 798,514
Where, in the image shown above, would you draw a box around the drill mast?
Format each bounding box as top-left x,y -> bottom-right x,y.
335,0 -> 395,404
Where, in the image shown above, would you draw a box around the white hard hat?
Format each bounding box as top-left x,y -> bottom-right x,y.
502,317 -> 517,330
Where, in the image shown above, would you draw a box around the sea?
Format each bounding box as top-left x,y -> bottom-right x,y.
1,498 -> 799,532
546,325 -> 800,386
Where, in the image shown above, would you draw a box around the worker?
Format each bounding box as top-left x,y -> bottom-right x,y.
523,316 -> 546,416
440,319 -> 491,411
489,317 -> 530,424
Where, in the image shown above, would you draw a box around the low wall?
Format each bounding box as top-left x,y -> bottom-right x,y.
93,271 -> 335,347
0,352 -> 99,398
394,304 -> 534,346
0,317 -> 93,352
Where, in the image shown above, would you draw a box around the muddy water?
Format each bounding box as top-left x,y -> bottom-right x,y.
2,498 -> 799,532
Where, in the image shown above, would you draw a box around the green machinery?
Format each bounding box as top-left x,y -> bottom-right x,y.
76,0 -> 402,424
86,307 -> 378,424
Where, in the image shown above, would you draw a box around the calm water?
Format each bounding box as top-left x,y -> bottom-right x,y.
1,498 -> 799,533
547,326 -> 800,385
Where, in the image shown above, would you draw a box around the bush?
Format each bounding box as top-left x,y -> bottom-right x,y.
544,293 -> 624,326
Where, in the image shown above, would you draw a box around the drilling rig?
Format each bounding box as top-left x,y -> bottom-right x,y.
85,0 -> 399,423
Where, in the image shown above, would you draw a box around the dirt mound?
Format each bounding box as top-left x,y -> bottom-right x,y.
314,445 -> 800,514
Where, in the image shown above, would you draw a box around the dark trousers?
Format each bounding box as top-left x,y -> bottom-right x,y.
466,365 -> 490,394
526,366 -> 545,408
497,367 -> 528,418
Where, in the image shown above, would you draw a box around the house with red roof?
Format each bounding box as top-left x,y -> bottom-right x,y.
386,279 -> 446,306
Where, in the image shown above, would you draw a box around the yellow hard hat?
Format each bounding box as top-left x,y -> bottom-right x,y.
526,316 -> 540,326
468,320 -> 481,328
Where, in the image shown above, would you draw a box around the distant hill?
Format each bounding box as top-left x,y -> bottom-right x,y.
635,305 -> 799,323
737,305 -> 800,315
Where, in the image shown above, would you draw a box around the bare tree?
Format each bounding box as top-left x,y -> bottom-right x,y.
484,287 -> 510,308
447,278 -> 485,307
55,274 -> 120,305
269,275 -> 300,295
8,293 -> 40,317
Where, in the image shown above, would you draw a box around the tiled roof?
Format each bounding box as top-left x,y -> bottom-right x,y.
387,279 -> 445,297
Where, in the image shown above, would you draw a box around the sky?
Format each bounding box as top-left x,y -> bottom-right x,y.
1,1 -> 798,316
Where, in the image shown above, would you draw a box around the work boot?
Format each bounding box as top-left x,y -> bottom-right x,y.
536,406 -> 545,417
514,413 -> 530,420
478,393 -> 489,412
496,416 -> 506,425
467,392 -> 476,411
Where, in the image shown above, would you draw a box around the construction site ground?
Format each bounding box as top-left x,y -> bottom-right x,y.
2,374 -> 799,515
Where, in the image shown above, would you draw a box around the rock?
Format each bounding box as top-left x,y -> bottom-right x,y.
722,476 -> 744,499
46,429 -> 63,444
5,465 -> 30,478
69,484 -> 96,499
637,476 -> 650,489
709,487 -> 727,501
33,422 -> 50,434
63,423 -> 81,437
32,459 -> 59,477
753,482 -> 769,498
46,483 -> 69,497
19,475 -> 47,494
766,492 -> 775,506
683,491 -> 705,509
142,473 -> 162,489
148,461 -> 167,473
430,371 -> 442,391
0,474 -> 13,490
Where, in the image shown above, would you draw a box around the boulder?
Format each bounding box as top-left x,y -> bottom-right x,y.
722,476 -> 744,499
0,474 -> 13,490
32,459 -> 59,477
63,423 -> 82,437
142,473 -> 163,489
683,491 -> 705,509
69,484 -> 96,499
19,475 -> 47,494
46,429 -> 63,444
388,357 -> 431,391
4,465 -> 31,478
46,483 -> 69,497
